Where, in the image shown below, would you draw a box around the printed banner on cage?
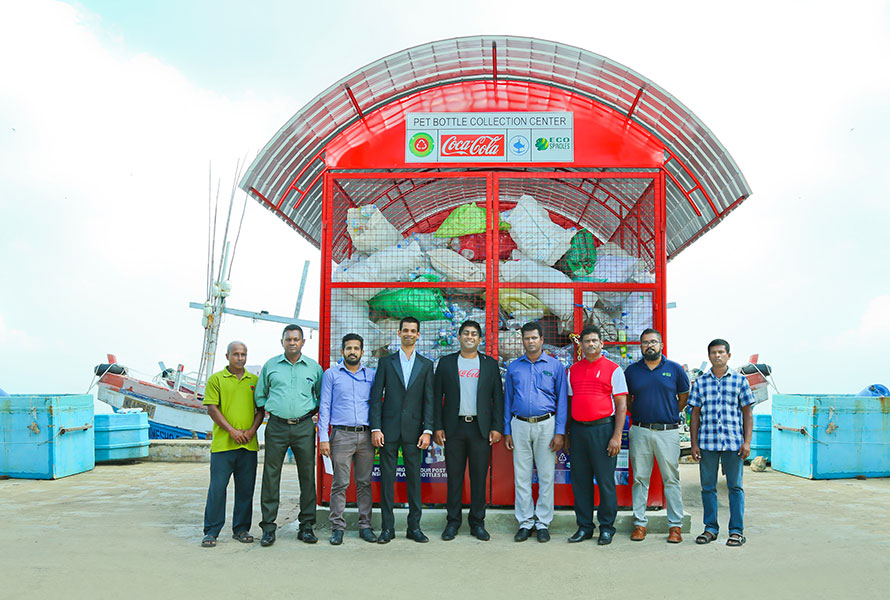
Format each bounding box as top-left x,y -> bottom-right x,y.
405,112 -> 574,163
370,442 -> 448,483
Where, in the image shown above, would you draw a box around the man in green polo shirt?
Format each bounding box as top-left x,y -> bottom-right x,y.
257,324 -> 324,547
201,341 -> 264,548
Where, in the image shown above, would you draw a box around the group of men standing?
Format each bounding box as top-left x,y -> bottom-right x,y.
200,319 -> 755,549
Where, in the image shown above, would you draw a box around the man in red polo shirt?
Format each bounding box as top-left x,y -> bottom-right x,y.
567,325 -> 628,545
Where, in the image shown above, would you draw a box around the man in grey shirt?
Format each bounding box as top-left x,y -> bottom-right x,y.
433,320 -> 504,541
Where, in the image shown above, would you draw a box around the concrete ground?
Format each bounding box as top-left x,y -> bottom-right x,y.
1,462 -> 889,600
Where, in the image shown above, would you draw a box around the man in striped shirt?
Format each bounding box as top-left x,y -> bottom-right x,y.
688,338 -> 755,547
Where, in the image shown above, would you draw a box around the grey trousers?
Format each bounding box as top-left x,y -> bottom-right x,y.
260,416 -> 316,533
329,428 -> 374,531
510,416 -> 556,529
629,425 -> 683,528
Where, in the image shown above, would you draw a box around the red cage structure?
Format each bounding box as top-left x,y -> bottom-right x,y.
239,37 -> 751,511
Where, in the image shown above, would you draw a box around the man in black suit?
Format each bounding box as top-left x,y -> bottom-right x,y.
369,316 -> 435,544
434,320 -> 504,541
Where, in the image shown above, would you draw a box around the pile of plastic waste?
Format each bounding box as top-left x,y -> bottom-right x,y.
332,196 -> 654,368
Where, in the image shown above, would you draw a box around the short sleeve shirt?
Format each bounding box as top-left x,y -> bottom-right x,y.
687,369 -> 756,451
568,356 -> 628,421
203,368 -> 259,453
624,357 -> 690,424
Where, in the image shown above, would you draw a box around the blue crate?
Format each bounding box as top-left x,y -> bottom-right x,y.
772,394 -> 890,479
0,394 -> 95,479
95,412 -> 150,462
749,413 -> 772,462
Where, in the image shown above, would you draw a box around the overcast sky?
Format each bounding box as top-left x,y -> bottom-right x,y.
1,0 -> 888,396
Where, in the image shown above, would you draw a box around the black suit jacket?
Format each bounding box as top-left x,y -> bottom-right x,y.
433,352 -> 504,439
369,350 -> 435,443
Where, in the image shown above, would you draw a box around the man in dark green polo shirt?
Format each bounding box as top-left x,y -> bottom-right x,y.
257,324 -> 323,547
201,341 -> 264,548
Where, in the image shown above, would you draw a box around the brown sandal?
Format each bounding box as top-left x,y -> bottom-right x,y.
695,531 -> 717,544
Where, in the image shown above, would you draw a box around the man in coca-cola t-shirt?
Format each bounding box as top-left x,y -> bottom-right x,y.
433,320 -> 504,542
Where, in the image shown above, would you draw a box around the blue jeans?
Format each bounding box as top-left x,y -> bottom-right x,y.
699,449 -> 744,536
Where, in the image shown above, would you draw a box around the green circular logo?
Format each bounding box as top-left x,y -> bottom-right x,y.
409,132 -> 435,158
535,137 -> 549,151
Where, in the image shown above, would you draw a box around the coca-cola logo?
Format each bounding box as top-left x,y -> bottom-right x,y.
458,368 -> 480,378
440,134 -> 505,158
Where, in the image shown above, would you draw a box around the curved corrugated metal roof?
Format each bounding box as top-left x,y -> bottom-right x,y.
239,35 -> 751,259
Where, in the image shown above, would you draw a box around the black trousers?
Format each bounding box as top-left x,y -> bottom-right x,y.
259,416 -> 316,533
203,448 -> 258,537
569,420 -> 618,534
379,438 -> 422,531
444,420 -> 490,528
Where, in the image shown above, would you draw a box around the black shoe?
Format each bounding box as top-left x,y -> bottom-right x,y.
598,530 -> 614,545
377,528 -> 394,544
260,531 -> 275,547
406,528 -> 429,543
568,529 -> 594,543
297,528 -> 318,544
514,527 -> 532,542
470,525 -> 490,541
329,530 -> 343,545
441,525 -> 458,541
359,528 -> 377,543
536,528 -> 551,543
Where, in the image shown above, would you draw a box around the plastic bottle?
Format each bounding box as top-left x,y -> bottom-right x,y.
617,311 -> 628,359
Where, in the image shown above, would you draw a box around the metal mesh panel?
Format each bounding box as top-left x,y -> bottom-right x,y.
580,290 -> 651,370
329,287 -> 487,369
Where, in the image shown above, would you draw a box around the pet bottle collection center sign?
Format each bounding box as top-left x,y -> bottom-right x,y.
405,112 -> 574,163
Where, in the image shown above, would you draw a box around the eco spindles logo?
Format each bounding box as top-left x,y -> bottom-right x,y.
409,132 -> 435,157
535,137 -> 549,151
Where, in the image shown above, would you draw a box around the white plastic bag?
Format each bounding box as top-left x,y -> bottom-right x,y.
499,254 -> 574,323
427,248 -> 485,282
505,195 -> 576,265
332,240 -> 425,301
347,205 -> 401,253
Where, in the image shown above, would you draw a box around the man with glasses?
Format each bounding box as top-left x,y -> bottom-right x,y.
624,328 -> 690,543
318,333 -> 377,545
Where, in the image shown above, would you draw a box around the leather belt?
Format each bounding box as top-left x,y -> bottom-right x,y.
459,416 -> 476,423
574,416 -> 614,427
270,410 -> 317,425
333,424 -> 369,432
515,412 -> 554,423
634,422 -> 680,431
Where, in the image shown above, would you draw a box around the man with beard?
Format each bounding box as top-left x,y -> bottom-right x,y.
369,316 -> 435,544
624,328 -> 690,543
433,320 -> 504,542
318,333 -> 377,545
566,325 -> 627,546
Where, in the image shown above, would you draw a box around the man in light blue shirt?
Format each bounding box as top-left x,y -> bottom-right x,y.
256,324 -> 323,548
318,333 -> 377,545
503,321 -> 568,543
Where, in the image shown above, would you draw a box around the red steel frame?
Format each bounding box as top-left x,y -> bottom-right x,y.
317,169 -> 668,509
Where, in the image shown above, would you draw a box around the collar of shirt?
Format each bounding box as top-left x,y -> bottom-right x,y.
337,362 -> 371,382
221,367 -> 256,380
638,355 -> 666,371
277,353 -> 307,366
518,352 -> 548,365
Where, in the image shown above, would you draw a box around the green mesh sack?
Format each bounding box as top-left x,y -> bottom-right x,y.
559,229 -> 597,276
368,287 -> 448,321
435,203 -> 509,238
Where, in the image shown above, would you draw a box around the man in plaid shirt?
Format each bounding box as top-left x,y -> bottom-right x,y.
688,338 -> 755,547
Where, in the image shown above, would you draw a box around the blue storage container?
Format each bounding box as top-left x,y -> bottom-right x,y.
95,412 -> 150,462
749,413 -> 772,462
772,394 -> 890,479
0,394 -> 95,479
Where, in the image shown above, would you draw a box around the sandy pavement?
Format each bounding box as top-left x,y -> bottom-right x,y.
2,462 -> 889,600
